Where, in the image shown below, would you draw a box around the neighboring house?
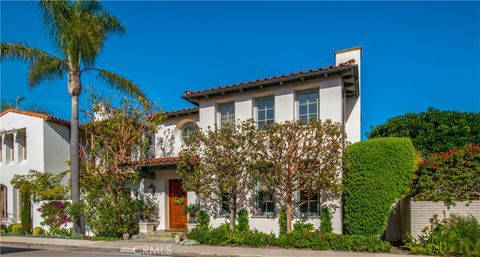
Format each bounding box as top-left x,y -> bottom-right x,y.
0,109 -> 70,224
133,46 -> 362,234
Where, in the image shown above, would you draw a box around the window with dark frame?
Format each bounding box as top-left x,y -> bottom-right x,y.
220,193 -> 230,215
180,122 -> 197,144
256,180 -> 275,215
299,191 -> 319,214
218,103 -> 235,128
297,91 -> 319,124
255,97 -> 274,129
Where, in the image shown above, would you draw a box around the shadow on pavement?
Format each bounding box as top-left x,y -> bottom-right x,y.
0,246 -> 40,255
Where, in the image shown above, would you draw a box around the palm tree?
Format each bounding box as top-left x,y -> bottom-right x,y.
0,0 -> 146,234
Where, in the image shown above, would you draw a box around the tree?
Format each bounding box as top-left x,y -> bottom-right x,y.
177,120 -> 257,230
80,93 -> 163,236
0,0 -> 146,234
368,108 -> 480,156
252,119 -> 343,233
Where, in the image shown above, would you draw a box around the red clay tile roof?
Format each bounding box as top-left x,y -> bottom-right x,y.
184,59 -> 356,98
0,108 -> 70,127
163,107 -> 198,117
130,156 -> 180,166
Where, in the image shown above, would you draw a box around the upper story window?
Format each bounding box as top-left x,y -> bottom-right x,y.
145,133 -> 156,159
0,137 -> 2,164
297,91 -> 319,124
4,133 -> 14,164
218,103 -> 235,128
180,122 -> 197,144
255,97 -> 274,129
17,130 -> 27,162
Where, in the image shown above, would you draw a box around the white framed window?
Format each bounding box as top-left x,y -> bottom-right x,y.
180,122 -> 197,144
256,180 -> 275,215
255,97 -> 274,129
218,103 -> 235,128
0,137 -> 3,163
4,134 -> 14,164
296,91 -> 319,124
17,130 -> 26,162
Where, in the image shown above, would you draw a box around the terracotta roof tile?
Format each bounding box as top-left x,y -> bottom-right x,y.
130,156 -> 180,166
163,107 -> 199,117
0,108 -> 70,127
184,59 -> 356,97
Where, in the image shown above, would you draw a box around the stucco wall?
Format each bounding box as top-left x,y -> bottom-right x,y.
155,115 -> 199,157
43,122 -> 70,177
410,200 -> 480,237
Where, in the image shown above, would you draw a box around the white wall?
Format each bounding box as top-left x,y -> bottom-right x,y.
43,122 -> 70,176
155,114 -> 199,157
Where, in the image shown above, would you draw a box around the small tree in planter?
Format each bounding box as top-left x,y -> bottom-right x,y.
184,204 -> 200,223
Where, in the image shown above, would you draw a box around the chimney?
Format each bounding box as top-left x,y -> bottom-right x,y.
334,46 -> 362,143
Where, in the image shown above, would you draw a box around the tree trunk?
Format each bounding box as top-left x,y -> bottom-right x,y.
68,70 -> 83,235
286,202 -> 294,234
229,195 -> 236,230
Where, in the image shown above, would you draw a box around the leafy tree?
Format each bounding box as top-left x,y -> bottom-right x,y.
80,93 -> 163,236
252,119 -> 343,233
368,108 -> 480,156
0,0 -> 146,234
177,120 -> 257,230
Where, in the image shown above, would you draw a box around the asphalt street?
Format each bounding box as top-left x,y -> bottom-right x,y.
0,245 -> 140,257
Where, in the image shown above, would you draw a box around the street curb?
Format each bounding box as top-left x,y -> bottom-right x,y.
0,240 -> 260,257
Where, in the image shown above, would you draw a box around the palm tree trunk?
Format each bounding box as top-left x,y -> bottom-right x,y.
69,70 -> 82,235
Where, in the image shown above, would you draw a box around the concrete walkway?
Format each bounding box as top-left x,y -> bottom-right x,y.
0,236 -> 416,257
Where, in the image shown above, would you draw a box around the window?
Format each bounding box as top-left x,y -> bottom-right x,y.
17,130 -> 26,162
0,137 -> 2,163
255,97 -> 274,128
218,103 -> 235,128
256,180 -> 275,215
145,133 -> 156,159
297,91 -> 319,124
220,193 -> 230,215
180,123 -> 197,144
299,191 -> 319,214
5,134 -> 14,164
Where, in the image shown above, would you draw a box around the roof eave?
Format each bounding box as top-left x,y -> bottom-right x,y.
184,65 -> 359,103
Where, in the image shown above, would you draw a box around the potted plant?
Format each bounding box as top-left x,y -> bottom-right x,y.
184,204 -> 200,231
135,196 -> 158,234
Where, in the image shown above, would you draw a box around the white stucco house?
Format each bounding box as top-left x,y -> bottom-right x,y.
133,46 -> 362,234
0,108 -> 70,225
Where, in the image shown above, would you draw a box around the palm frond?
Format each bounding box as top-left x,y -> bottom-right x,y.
28,56 -> 67,87
93,68 -> 147,101
38,0 -> 71,50
0,42 -> 59,63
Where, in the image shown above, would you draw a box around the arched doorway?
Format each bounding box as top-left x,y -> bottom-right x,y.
0,184 -> 7,219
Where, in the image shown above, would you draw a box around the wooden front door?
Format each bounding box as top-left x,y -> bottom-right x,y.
168,179 -> 187,229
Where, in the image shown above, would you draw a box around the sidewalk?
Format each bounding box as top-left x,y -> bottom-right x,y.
0,236 -> 415,257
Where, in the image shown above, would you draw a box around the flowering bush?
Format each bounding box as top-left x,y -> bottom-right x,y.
38,201 -> 71,235
413,145 -> 480,204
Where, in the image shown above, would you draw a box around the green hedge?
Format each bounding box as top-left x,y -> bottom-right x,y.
188,224 -> 390,252
413,145 -> 480,205
344,137 -> 416,236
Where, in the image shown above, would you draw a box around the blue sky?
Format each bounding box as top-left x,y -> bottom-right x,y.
1,1 -> 479,138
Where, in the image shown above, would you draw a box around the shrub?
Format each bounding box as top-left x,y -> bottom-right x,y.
237,209 -> 249,232
10,223 -> 24,235
319,207 -> 332,233
39,201 -> 71,235
413,145 -> 480,205
368,108 -> 480,157
33,227 -> 45,235
197,210 -> 210,228
405,214 -> 480,257
344,137 -> 416,236
187,223 -> 391,252
278,210 -> 287,236
20,190 -> 32,234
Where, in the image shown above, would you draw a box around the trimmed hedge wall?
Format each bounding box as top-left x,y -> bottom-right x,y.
344,137 -> 416,236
